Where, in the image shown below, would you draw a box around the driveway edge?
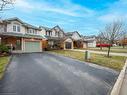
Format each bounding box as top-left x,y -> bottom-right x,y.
110,59 -> 127,95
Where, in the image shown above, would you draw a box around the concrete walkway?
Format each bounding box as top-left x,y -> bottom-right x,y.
119,68 -> 127,95
72,49 -> 127,57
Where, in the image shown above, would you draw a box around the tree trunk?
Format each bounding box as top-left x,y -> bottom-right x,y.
107,46 -> 111,57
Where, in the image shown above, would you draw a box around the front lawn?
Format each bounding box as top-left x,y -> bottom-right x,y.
0,56 -> 9,79
82,46 -> 127,53
49,50 -> 126,71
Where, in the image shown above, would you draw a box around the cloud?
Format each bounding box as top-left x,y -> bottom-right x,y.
14,0 -> 95,17
15,0 -> 34,10
98,0 -> 127,23
99,13 -> 127,23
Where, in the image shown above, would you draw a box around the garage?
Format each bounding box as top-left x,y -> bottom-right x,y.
24,41 -> 41,52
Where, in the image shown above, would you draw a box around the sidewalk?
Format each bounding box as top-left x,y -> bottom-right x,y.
119,68 -> 127,95
72,49 -> 127,57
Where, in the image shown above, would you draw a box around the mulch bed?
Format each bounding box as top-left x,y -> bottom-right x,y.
0,52 -> 10,57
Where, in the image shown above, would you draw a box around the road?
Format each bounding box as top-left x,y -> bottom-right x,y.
0,52 -> 118,95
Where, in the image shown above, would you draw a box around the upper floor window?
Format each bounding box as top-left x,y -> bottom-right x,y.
13,25 -> 16,32
46,31 -> 52,36
27,29 -> 38,35
13,24 -> 20,32
55,31 -> 58,36
28,29 -> 33,33
17,25 -> 20,32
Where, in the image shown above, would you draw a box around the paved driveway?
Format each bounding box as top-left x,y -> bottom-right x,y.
0,52 -> 118,95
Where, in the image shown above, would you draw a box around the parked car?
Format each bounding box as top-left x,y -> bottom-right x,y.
96,44 -> 112,47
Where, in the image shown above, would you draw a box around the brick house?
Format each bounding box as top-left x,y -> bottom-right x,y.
40,25 -> 74,50
65,31 -> 83,49
0,17 -> 44,52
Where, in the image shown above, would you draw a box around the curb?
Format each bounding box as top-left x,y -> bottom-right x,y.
110,59 -> 127,95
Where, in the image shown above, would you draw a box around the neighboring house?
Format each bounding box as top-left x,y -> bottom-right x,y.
65,31 -> 83,49
0,17 -> 44,52
40,25 -> 73,50
83,36 -> 97,48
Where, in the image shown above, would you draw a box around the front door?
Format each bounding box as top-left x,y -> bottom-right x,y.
16,39 -> 21,50
65,42 -> 72,49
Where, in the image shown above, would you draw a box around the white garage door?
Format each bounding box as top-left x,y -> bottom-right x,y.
24,41 -> 41,52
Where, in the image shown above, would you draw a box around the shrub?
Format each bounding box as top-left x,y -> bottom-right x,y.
0,44 -> 9,53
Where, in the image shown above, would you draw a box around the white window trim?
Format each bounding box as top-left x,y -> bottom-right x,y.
27,29 -> 39,35
13,24 -> 20,32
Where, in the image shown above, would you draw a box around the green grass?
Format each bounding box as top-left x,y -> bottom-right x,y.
49,50 -> 127,71
0,56 -> 9,79
81,46 -> 127,53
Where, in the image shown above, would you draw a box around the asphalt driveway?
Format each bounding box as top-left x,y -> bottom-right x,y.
0,52 -> 118,95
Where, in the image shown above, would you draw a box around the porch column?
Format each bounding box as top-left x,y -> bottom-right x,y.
0,37 -> 1,45
21,38 -> 24,51
72,41 -> 74,50
64,42 -> 66,50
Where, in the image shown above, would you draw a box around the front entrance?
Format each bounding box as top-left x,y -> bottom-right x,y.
1,36 -> 22,50
65,42 -> 72,49
24,41 -> 41,52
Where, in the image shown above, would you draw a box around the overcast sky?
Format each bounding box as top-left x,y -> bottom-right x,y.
3,0 -> 127,36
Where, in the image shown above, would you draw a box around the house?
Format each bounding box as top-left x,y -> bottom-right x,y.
65,31 -> 83,49
40,25 -> 74,50
0,17 -> 44,52
83,36 -> 97,48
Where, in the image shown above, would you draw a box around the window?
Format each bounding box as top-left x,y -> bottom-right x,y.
27,29 -> 38,35
35,31 -> 37,34
17,25 -> 20,32
13,24 -> 20,32
28,29 -> 33,33
55,32 -> 58,36
13,25 -> 16,31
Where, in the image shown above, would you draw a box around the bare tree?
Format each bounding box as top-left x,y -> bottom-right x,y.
101,20 -> 125,57
0,0 -> 14,11
0,0 -> 14,18
98,32 -> 106,50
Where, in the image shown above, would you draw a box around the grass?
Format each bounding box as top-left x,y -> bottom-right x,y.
80,46 -> 127,53
0,56 -> 9,79
49,50 -> 127,71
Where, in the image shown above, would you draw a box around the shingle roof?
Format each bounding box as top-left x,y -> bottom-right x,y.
65,31 -> 81,37
39,26 -> 51,31
65,32 -> 74,37
4,17 -> 41,30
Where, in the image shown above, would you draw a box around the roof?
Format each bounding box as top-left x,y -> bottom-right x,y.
65,31 -> 81,37
0,32 -> 44,39
39,26 -> 51,31
45,36 -> 64,41
65,32 -> 74,37
3,17 -> 41,30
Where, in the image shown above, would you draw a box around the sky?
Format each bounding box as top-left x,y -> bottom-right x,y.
2,0 -> 127,36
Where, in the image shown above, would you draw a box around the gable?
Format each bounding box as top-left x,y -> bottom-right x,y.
72,32 -> 81,40
64,38 -> 73,42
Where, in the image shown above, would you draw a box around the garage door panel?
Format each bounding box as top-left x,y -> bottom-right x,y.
24,41 -> 41,52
